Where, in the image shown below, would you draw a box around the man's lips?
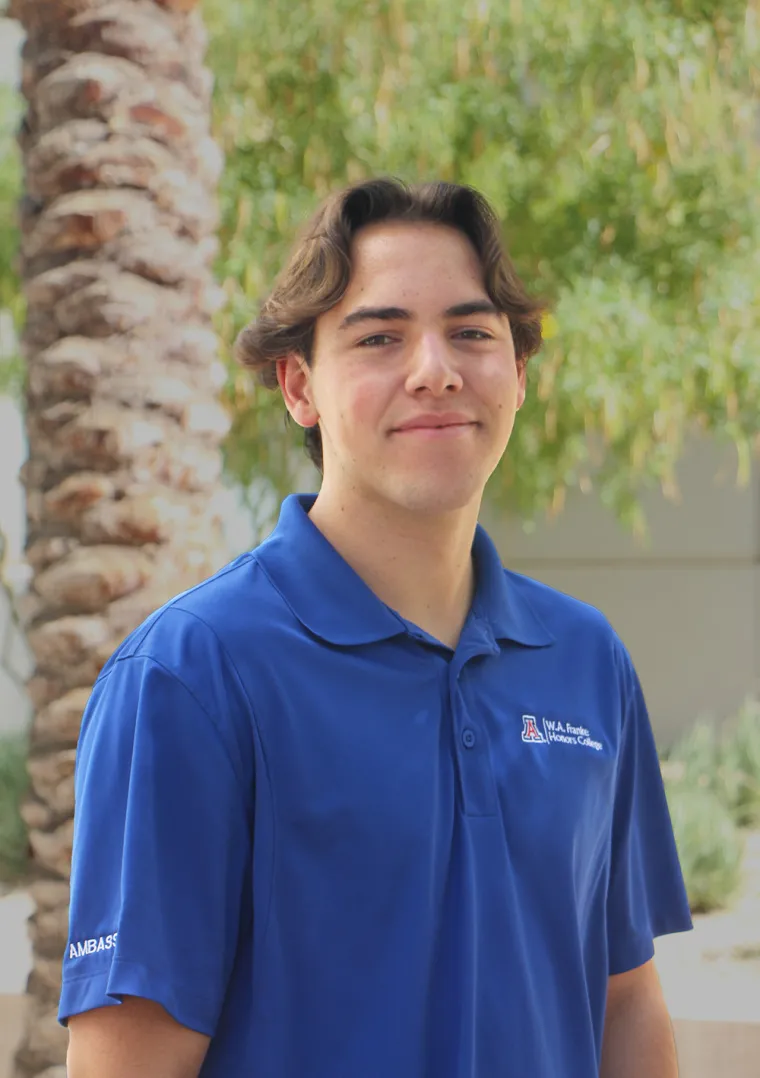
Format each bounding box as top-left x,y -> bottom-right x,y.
391,413 -> 478,433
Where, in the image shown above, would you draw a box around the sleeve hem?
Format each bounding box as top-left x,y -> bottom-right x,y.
608,933 -> 655,976
608,913 -> 693,976
58,957 -> 218,1037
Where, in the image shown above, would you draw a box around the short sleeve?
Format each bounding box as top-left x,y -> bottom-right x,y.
606,641 -> 692,975
58,655 -> 253,1035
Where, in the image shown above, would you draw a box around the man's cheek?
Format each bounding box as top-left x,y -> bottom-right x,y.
347,383 -> 387,434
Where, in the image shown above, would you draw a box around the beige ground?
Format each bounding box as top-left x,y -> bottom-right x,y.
655,830 -> 760,1023
0,887 -> 33,1078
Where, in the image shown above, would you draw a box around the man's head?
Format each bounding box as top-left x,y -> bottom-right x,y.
236,178 -> 544,516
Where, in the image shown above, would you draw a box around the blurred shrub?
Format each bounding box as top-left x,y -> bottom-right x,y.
661,698 -> 760,912
663,778 -> 744,914
718,700 -> 760,829
0,730 -> 29,883
660,718 -> 720,795
662,700 -> 760,827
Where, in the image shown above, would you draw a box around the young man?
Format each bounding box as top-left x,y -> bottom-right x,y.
61,178 -> 692,1077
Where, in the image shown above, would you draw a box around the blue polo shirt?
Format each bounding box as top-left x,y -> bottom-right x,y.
60,494 -> 691,1077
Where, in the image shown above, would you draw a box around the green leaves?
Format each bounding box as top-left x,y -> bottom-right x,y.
0,84 -> 22,323
0,3 -> 755,521
664,780 -> 744,913
660,698 -> 760,910
0,85 -> 23,400
0,731 -> 29,883
206,0 -> 760,521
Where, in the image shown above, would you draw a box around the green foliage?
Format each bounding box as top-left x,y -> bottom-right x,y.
660,720 -> 741,911
0,333 -> 23,396
663,778 -> 744,913
0,730 -> 29,883
661,717 -> 721,787
0,82 -> 21,317
206,0 -> 760,527
0,81 -> 23,399
662,701 -> 760,829
718,699 -> 760,828
660,699 -> 760,911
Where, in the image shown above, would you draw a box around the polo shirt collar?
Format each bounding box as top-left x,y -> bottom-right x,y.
256,494 -> 554,649
256,495 -> 405,646
469,525 -> 554,648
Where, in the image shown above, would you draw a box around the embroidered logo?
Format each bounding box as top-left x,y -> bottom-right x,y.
521,715 -> 603,752
521,715 -> 547,743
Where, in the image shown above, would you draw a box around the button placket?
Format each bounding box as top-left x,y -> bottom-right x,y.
449,678 -> 498,817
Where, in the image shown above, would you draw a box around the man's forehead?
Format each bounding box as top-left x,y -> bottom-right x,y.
316,222 -> 496,328
353,237 -> 483,285
351,219 -> 479,265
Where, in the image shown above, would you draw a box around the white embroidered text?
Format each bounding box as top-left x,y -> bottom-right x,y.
68,933 -> 118,960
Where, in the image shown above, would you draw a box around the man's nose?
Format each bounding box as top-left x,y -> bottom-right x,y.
405,333 -> 464,395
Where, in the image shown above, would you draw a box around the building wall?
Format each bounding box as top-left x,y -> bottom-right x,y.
485,439 -> 759,747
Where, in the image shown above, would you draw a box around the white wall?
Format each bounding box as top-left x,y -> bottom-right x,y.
485,439 -> 758,746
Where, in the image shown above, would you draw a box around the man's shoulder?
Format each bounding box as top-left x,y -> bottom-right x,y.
503,569 -> 637,711
505,567 -> 620,647
102,547 -> 292,679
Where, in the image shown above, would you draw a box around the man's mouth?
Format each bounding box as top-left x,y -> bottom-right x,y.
392,412 -> 478,434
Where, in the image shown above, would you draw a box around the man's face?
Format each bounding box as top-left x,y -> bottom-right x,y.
279,221 -> 527,516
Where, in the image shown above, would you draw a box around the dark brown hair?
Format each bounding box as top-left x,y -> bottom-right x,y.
235,177 -> 545,470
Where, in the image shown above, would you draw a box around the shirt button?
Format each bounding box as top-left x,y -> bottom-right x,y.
462,728 -> 476,749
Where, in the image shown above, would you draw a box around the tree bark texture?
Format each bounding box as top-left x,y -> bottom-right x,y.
9,1 -> 227,1072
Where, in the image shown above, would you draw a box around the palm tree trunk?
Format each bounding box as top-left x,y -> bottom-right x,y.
9,1 -> 227,1073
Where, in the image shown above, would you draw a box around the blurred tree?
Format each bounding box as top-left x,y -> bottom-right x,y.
206,0 -> 760,532
8,0 -> 227,1073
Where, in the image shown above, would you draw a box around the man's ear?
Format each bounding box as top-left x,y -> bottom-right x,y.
276,354 -> 319,428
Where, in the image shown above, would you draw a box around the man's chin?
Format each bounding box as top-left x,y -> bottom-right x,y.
384,474 -> 485,516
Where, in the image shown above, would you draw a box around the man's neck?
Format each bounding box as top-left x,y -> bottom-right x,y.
308,487 -> 481,649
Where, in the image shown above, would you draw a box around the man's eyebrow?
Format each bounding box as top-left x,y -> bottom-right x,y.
444,300 -> 502,318
339,306 -> 412,330
338,300 -> 502,331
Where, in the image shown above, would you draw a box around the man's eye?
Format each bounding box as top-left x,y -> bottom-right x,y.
456,329 -> 493,340
358,334 -> 395,347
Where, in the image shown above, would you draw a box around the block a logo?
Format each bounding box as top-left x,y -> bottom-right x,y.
521,715 -> 547,744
